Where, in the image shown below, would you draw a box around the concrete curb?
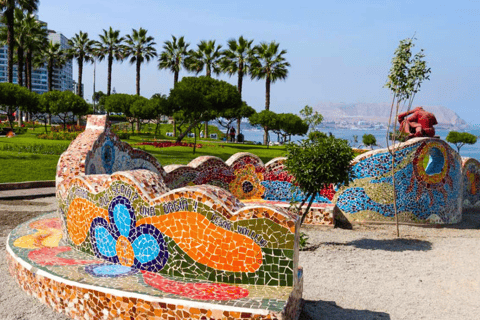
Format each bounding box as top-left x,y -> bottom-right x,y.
0,180 -> 55,191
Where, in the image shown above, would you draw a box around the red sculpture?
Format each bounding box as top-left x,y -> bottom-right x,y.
398,107 -> 438,139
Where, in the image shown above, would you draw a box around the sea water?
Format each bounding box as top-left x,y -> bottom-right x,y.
240,128 -> 480,160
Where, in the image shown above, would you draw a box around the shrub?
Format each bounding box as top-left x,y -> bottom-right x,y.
285,135 -> 355,225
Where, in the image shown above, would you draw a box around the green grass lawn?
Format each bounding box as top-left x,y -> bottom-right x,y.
0,124 -> 287,183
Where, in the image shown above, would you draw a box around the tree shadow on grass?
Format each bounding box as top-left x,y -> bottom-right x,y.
301,299 -> 390,320
304,238 -> 432,252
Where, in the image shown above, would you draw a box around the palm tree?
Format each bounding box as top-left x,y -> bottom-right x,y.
43,40 -> 65,92
0,0 -> 38,83
124,28 -> 157,95
158,35 -> 190,85
23,16 -> 46,91
187,39 -> 223,137
68,31 -> 95,98
158,35 -> 190,136
250,41 -> 290,145
94,27 -> 124,96
220,36 -> 254,140
187,39 -> 222,77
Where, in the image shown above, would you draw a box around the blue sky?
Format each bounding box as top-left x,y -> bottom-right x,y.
38,0 -> 480,124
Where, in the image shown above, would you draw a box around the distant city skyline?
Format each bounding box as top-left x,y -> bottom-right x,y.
34,0 -> 480,124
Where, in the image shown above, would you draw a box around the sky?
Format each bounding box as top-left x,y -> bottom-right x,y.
38,0 -> 480,124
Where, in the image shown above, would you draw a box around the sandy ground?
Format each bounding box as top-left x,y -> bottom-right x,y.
1,197 -> 480,320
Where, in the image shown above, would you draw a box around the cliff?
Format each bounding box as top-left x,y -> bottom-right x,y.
314,102 -> 468,129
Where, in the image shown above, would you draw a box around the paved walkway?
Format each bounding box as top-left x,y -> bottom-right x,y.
0,187 -> 56,200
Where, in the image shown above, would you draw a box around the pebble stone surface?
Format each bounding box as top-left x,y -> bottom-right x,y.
2,197 -> 480,319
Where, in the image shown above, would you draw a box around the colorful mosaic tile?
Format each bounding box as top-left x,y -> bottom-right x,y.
6,115 -> 303,319
462,157 -> 480,210
334,138 -> 464,224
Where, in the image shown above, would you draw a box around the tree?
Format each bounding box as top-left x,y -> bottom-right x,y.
130,95 -> 150,132
217,102 -> 256,139
274,113 -> 309,143
362,134 -> 377,149
95,27 -> 124,96
43,40 -> 65,92
149,93 -> 170,138
187,39 -> 223,137
220,36 -> 254,140
300,105 -> 323,132
92,90 -> 106,113
158,35 -> 190,137
124,28 -> 157,96
384,37 -> 431,236
44,90 -> 89,130
285,135 -> 355,226
168,76 -> 242,143
68,31 -> 95,98
104,93 -> 137,133
23,15 -> 46,91
0,82 -> 36,128
249,110 -> 279,146
0,0 -> 38,83
446,131 -> 478,153
250,41 -> 290,144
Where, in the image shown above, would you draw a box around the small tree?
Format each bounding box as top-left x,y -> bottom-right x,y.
285,135 -> 355,226
249,110 -> 279,146
0,83 -> 37,129
168,76 -> 242,143
272,113 -> 309,143
362,134 -> 377,149
45,91 -> 89,130
104,94 -> 137,133
299,105 -> 323,133
150,94 -> 170,138
446,131 -> 478,153
217,102 -> 256,140
384,37 -> 431,236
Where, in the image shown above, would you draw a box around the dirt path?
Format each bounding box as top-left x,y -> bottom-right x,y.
299,214 -> 480,319
1,197 -> 479,319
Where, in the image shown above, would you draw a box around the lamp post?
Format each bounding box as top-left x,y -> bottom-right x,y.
93,58 -> 96,114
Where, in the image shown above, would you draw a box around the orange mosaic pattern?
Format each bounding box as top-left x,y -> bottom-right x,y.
7,254 -> 286,320
66,198 -> 108,245
116,235 -> 135,267
138,211 -> 263,273
13,218 -> 63,249
229,164 -> 265,200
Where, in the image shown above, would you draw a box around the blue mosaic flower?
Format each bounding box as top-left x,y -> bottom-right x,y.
89,196 -> 168,272
84,264 -> 138,278
101,137 -> 115,174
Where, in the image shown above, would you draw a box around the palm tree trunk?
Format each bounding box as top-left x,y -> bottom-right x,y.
136,56 -> 141,95
26,51 -> 32,91
265,75 -> 270,111
107,54 -> 113,96
78,57 -> 83,97
263,126 -> 269,146
172,74 -> 178,137
6,8 -> 14,83
236,66 -> 243,142
17,46 -> 25,87
48,59 -> 53,92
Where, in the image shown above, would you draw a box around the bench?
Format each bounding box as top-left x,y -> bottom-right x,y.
8,115 -> 303,320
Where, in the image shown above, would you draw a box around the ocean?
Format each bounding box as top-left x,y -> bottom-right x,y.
240,128 -> 480,160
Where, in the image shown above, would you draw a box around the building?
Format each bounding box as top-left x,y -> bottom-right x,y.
0,15 -> 74,94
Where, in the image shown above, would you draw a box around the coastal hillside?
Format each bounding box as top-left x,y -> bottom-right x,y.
314,102 -> 468,129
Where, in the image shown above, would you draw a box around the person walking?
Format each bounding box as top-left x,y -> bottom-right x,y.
229,127 -> 236,142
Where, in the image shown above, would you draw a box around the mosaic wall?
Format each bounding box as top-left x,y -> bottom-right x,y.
462,157 -> 480,211
58,182 -> 297,287
55,114 -> 300,287
7,213 -> 303,320
334,138 -> 464,224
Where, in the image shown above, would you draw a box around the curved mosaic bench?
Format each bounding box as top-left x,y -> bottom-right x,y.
462,157 -> 480,211
7,115 -> 303,320
164,152 -> 335,226
334,137 -> 464,224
